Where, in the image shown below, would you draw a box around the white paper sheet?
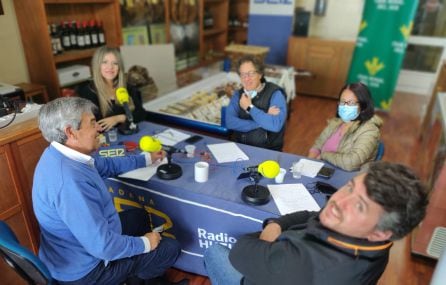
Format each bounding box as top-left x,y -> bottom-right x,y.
153,129 -> 191,146
118,157 -> 167,181
294,158 -> 325,178
268,183 -> 321,215
207,142 -> 249,163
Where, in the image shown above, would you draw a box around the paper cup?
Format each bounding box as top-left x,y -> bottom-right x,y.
195,161 -> 209,183
185,144 -> 196,158
275,168 -> 286,183
108,128 -> 118,143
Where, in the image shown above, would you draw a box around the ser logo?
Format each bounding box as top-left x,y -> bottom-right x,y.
98,148 -> 126,157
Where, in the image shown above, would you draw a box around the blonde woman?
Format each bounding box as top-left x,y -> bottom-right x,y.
77,46 -> 146,132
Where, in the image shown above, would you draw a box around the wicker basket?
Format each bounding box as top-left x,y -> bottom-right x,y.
224,44 -> 270,71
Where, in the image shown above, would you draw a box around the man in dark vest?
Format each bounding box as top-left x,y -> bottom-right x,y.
225,55 -> 287,151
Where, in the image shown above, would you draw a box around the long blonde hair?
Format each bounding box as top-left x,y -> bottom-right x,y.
91,46 -> 126,117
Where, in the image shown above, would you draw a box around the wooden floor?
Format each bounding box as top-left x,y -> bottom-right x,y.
166,92 -> 438,285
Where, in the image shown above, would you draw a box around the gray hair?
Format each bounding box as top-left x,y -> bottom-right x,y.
38,97 -> 97,144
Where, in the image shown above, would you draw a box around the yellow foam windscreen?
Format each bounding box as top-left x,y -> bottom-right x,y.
258,160 -> 280,179
116,87 -> 130,104
139,135 -> 162,152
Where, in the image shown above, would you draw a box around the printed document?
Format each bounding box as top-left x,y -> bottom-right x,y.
207,142 -> 249,163
118,157 -> 167,181
268,183 -> 321,215
153,128 -> 190,146
294,158 -> 324,178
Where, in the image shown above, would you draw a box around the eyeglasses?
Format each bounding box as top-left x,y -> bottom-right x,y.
338,100 -> 358,106
239,71 -> 258,79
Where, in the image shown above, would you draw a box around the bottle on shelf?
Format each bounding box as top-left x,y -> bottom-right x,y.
89,19 -> 99,47
61,21 -> 72,51
204,9 -> 214,29
97,20 -> 106,46
82,20 -> 92,49
69,20 -> 78,49
76,21 -> 86,49
50,23 -> 63,54
48,24 -> 57,55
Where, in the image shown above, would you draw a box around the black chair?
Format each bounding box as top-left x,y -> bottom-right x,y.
0,220 -> 54,285
375,141 -> 385,161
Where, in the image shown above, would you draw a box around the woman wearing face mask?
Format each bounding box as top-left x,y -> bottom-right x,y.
308,82 -> 382,171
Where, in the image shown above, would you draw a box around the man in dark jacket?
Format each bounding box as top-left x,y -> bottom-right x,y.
204,161 -> 428,285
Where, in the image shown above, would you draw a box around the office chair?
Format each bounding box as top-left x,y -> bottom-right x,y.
375,141 -> 385,161
0,220 -> 53,285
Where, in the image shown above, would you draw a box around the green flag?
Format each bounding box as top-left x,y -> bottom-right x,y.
347,0 -> 419,110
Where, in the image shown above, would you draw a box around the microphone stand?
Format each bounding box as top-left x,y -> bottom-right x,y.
241,171 -> 271,205
156,146 -> 183,180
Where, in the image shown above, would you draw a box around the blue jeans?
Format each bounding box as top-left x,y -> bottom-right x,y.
58,208 -> 181,284
203,244 -> 243,285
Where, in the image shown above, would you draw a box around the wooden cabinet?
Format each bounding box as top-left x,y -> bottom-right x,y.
199,0 -> 229,62
228,0 -> 249,44
287,37 -> 355,98
0,119 -> 48,283
13,0 -> 122,101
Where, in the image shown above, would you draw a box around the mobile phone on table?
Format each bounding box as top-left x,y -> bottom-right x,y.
315,181 -> 338,195
185,135 -> 203,144
317,166 -> 335,179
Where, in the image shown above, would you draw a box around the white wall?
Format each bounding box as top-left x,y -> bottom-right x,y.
0,0 -> 29,84
295,0 -> 364,40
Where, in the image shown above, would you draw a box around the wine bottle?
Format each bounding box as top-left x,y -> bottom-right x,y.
83,20 -> 92,49
76,21 -> 85,49
48,24 -> 57,55
97,20 -> 106,46
61,21 -> 71,50
69,20 -> 78,49
89,19 -> 99,47
51,23 -> 63,54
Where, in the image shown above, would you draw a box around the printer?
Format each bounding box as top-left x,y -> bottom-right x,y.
0,83 -> 24,117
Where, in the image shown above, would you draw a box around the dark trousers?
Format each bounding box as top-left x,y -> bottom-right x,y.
58,209 -> 181,285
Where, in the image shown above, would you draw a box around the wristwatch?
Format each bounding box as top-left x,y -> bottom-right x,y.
246,104 -> 254,113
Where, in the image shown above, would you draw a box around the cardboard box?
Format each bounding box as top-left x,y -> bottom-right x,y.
57,65 -> 91,87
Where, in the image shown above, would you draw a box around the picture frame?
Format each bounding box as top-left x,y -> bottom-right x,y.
0,1 -> 4,15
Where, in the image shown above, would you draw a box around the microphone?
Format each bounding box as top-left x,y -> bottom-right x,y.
243,160 -> 280,179
241,160 -> 280,206
116,87 -> 138,133
139,135 -> 162,152
139,135 -> 186,154
139,135 -> 183,180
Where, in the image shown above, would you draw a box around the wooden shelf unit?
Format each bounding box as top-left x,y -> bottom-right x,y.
199,0 -> 229,61
228,0 -> 248,44
13,0 -> 122,101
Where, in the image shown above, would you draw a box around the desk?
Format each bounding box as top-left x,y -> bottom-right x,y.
102,121 -> 355,275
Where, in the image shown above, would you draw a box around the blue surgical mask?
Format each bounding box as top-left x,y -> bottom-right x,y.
244,89 -> 257,99
338,105 -> 359,122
